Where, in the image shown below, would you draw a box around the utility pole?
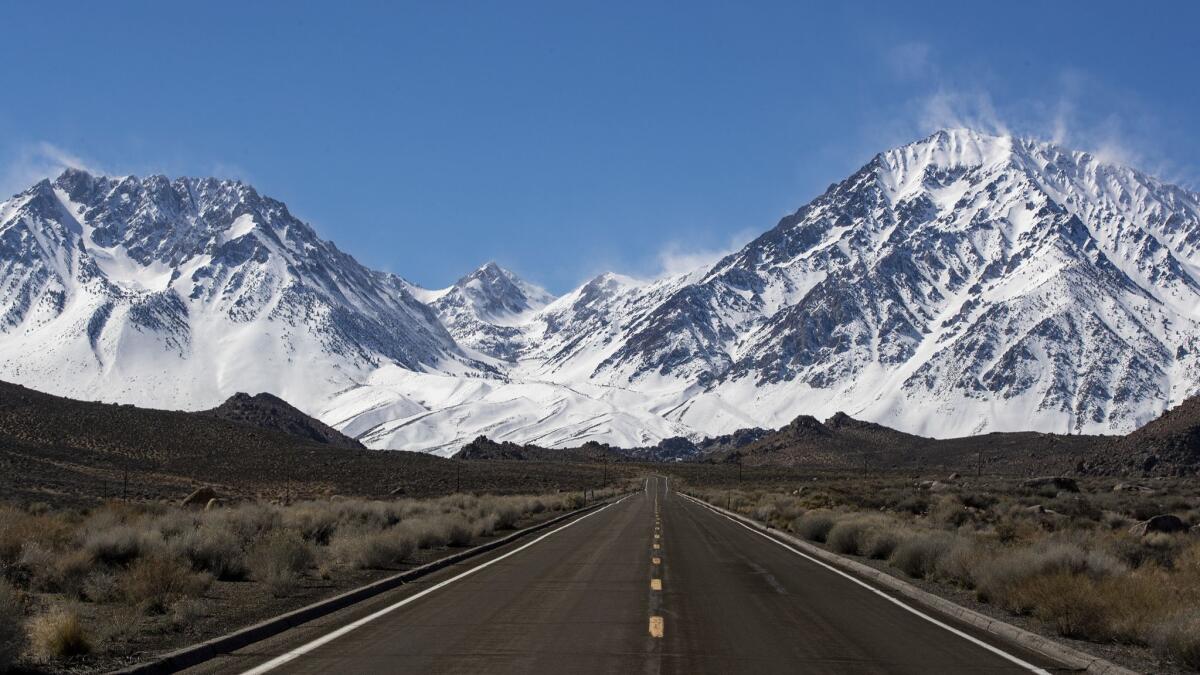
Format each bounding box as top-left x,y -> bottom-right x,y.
123,465 -> 129,502
455,461 -> 462,494
977,449 -> 984,478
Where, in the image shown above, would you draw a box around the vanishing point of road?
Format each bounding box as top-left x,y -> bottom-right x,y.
188,476 -> 1067,674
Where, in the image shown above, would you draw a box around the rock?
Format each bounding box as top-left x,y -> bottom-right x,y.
1129,515 -> 1189,537
204,498 -> 224,511
948,472 -> 961,481
929,481 -> 952,492
1025,504 -> 1046,514
181,486 -> 219,508
1021,476 -> 1079,493
389,486 -> 407,496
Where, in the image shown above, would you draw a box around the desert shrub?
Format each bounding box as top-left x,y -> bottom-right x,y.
209,504 -> 279,544
333,530 -> 415,570
83,525 -> 157,566
826,519 -> 876,556
122,556 -> 211,613
172,527 -> 246,580
444,516 -> 474,547
894,494 -> 928,515
791,512 -> 836,543
15,543 -> 56,590
473,513 -> 498,538
14,544 -> 91,597
889,533 -> 953,579
28,606 -> 90,661
960,492 -> 997,510
1152,609 -> 1200,669
151,511 -> 198,541
862,529 -> 900,560
935,538 -> 983,588
248,531 -> 313,597
974,543 -> 1125,609
1010,572 -> 1115,639
53,550 -> 94,599
0,508 -> 73,573
931,496 -> 972,528
82,570 -> 123,603
0,582 -> 25,671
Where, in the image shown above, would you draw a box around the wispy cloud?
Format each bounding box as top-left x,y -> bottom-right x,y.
653,229 -> 755,279
866,42 -> 1198,189
916,89 -> 1010,137
0,142 -> 104,199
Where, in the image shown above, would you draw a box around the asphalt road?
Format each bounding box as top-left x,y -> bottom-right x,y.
191,477 -> 1068,674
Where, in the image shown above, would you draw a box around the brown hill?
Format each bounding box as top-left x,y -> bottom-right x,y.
0,381 -> 625,506
1090,396 -> 1200,475
205,392 -> 363,449
708,411 -> 1114,476
455,436 -> 626,463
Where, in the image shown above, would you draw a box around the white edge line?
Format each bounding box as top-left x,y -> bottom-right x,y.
678,493 -> 1052,675
239,496 -> 630,675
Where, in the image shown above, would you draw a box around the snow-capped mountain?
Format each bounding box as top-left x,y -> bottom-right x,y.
0,169 -> 478,412
419,262 -> 555,361
3,129 -> 1199,455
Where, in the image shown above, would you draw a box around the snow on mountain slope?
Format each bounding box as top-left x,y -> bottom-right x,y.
422,262 -> 555,361
347,128 -> 1200,451
3,129 -> 1199,455
0,169 -> 479,414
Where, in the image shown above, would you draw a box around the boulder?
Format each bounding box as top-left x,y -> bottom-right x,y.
181,486 -> 219,508
948,472 -> 961,481
1129,515 -> 1190,537
204,498 -> 225,511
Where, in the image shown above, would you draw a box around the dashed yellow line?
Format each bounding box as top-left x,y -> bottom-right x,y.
652,556 -> 661,565
649,616 -> 664,638
650,578 -> 662,591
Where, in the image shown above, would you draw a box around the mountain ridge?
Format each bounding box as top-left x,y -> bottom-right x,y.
3,129 -> 1199,454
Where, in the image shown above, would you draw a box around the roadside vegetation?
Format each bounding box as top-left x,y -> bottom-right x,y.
0,489 -> 611,672
684,475 -> 1200,672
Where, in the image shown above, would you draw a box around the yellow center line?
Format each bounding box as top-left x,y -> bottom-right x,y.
649,616 -> 664,638
653,543 -> 660,549
652,556 -> 661,565
650,578 -> 662,591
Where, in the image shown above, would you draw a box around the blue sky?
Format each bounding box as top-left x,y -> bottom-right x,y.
2,2 -> 1197,293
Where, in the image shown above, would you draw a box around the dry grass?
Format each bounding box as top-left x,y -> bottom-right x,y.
122,555 -> 212,614
28,606 -> 91,661
1152,609 -> 1200,670
0,487 -> 606,670
248,532 -> 314,597
889,533 -> 953,579
790,512 -> 836,542
331,530 -> 416,570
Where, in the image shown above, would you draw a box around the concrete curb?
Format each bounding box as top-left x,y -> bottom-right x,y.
680,493 -> 1139,675
111,498 -> 617,675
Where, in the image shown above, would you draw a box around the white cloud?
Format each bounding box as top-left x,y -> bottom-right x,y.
917,89 -> 1009,137
654,229 -> 755,279
0,142 -> 104,198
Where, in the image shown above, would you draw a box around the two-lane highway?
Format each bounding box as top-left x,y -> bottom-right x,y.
190,477 -> 1067,674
